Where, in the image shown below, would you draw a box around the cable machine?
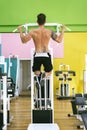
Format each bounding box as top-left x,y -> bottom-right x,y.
55,64 -> 76,99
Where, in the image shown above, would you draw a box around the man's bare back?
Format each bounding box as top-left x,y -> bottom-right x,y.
18,24 -> 66,53
29,27 -> 51,53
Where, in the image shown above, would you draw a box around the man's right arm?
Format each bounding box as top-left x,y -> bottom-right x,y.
51,25 -> 66,43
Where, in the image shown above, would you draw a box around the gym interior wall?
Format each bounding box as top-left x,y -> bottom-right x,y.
0,0 -> 87,95
0,0 -> 87,31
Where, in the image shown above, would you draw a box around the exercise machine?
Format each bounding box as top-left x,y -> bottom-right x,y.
68,94 -> 87,129
0,56 -> 14,129
8,54 -> 19,97
0,56 -> 16,97
13,22 -> 71,130
27,48 -> 59,130
0,67 -> 7,130
55,64 -> 76,99
81,113 -> 87,130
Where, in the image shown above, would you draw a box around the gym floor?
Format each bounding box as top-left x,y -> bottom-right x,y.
7,96 -> 82,130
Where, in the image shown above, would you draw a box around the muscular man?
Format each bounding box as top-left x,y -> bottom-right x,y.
18,13 -> 66,78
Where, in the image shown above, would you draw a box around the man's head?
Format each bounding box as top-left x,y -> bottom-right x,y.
37,13 -> 46,25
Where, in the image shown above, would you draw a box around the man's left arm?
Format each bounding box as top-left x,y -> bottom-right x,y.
17,26 -> 32,43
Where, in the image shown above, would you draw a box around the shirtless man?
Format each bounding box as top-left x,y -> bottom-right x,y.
18,13 -> 66,78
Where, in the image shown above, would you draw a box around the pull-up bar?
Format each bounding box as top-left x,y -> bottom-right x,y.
13,23 -> 71,33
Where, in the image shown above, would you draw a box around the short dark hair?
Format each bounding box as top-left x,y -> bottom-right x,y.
37,13 -> 46,25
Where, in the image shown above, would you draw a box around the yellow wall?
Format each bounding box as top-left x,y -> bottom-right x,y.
53,33 -> 87,95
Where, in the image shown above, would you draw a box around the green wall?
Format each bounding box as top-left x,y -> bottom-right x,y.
0,0 -> 87,32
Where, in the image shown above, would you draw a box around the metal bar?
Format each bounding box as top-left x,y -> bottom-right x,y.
2,75 -> 7,130
13,23 -> 71,32
44,78 -> 47,110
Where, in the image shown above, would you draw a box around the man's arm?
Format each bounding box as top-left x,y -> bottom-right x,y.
17,26 -> 32,43
51,25 -> 66,43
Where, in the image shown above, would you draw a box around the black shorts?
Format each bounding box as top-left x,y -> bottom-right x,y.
32,53 -> 53,72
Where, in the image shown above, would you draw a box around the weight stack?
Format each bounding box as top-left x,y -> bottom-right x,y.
32,109 -> 53,123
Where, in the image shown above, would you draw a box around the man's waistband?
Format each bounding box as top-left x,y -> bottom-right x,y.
34,52 -> 49,57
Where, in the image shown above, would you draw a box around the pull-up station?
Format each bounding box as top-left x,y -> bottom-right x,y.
13,19 -> 71,130
27,47 -> 60,130
18,22 -> 66,130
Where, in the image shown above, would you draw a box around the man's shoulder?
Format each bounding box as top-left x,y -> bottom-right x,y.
29,29 -> 37,35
